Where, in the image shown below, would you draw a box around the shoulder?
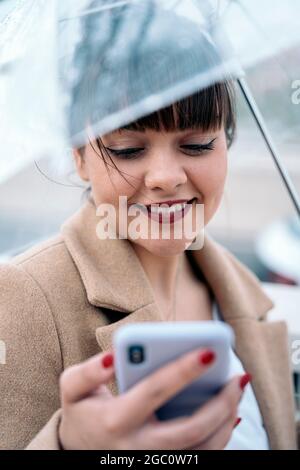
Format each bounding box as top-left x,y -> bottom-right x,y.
10,233 -> 71,272
2,233 -> 85,301
0,239 -> 65,373
0,234 -> 65,309
0,233 -> 86,336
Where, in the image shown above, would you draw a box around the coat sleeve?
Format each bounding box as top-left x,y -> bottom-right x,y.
0,263 -> 63,449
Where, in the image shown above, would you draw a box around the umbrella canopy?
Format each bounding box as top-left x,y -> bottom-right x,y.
0,0 -> 299,184
1,0 -> 241,175
59,0 -> 239,148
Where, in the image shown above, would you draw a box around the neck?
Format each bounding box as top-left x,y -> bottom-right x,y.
131,244 -> 189,317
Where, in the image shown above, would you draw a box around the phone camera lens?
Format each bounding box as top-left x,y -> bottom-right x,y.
128,345 -> 144,364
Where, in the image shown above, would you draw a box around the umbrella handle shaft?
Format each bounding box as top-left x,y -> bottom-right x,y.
237,77 -> 300,220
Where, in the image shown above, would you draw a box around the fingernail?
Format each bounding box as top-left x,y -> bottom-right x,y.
240,373 -> 252,390
199,350 -> 216,366
234,417 -> 242,428
102,353 -> 114,368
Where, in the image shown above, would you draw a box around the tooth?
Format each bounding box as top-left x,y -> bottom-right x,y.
173,203 -> 185,211
150,205 -> 161,213
149,203 -> 186,215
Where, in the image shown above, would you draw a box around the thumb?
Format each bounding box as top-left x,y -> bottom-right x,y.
60,351 -> 115,405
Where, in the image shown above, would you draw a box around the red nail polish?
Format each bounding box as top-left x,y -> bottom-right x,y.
234,417 -> 242,428
102,353 -> 114,368
240,373 -> 252,390
199,350 -> 215,366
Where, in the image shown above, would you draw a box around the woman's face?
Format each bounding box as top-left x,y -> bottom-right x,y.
74,126 -> 227,256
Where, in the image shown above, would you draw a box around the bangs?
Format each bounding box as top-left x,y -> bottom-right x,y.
118,81 -> 236,146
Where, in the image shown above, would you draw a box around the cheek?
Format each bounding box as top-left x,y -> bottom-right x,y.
189,151 -> 227,197
206,158 -> 227,195
188,150 -> 227,224
88,156 -> 141,205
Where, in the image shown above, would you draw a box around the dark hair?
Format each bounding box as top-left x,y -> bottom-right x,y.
110,81 -> 236,144
81,80 -> 236,203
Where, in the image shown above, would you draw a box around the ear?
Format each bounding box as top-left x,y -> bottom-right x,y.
73,148 -> 90,181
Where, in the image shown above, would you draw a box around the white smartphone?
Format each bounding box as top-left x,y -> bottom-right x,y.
114,321 -> 234,420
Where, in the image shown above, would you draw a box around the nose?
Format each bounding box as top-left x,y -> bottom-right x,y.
144,151 -> 187,192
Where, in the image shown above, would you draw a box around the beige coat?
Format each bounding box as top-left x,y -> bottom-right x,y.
0,198 -> 297,450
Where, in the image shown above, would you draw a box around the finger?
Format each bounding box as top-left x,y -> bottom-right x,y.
116,348 -> 216,429
189,413 -> 239,450
60,352 -> 115,405
144,374 -> 245,449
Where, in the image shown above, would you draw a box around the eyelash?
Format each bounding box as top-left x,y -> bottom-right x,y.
105,138 -> 216,160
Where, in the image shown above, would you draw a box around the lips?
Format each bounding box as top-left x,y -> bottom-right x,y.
146,197 -> 195,212
144,197 -> 196,224
130,197 -> 197,222
146,198 -> 195,208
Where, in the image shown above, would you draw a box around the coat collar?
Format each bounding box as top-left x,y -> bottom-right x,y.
61,198 -> 274,320
61,198 -> 297,449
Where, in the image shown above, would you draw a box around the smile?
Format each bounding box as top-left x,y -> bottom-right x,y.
143,198 -> 197,224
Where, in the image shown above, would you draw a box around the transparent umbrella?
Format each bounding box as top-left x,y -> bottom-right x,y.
0,0 -> 299,216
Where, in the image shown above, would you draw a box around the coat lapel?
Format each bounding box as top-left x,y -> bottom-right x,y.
61,199 -> 297,449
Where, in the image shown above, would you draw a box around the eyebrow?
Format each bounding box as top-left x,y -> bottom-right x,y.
112,126 -> 212,135
117,126 -> 145,133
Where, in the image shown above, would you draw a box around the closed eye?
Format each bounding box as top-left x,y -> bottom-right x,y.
180,138 -> 216,155
105,147 -> 144,159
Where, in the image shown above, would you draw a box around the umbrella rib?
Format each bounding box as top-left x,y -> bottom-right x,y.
238,77 -> 300,220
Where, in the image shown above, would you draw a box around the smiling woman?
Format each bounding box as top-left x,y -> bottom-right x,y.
0,77 -> 296,450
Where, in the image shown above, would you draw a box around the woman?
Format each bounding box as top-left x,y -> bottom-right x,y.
0,78 -> 297,450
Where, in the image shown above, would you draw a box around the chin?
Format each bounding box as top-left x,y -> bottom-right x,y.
131,237 -> 193,257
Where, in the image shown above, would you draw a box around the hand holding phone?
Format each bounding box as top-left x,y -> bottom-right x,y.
114,321 -> 234,420
58,323 -> 247,450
